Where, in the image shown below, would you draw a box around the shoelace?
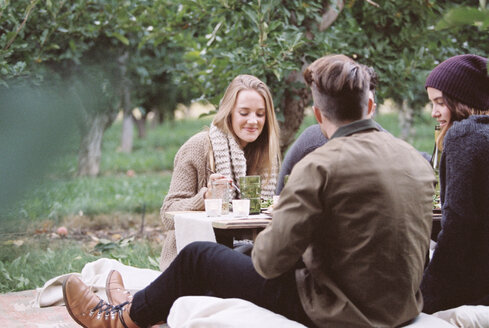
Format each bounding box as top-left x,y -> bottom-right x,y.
89,299 -> 131,328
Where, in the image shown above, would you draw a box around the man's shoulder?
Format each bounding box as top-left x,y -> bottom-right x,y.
283,125 -> 327,164
297,124 -> 326,141
292,124 -> 328,151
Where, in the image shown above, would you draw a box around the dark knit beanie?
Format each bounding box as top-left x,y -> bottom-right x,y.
425,54 -> 489,110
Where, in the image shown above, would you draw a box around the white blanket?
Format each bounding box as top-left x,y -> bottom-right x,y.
167,296 -> 459,328
433,306 -> 489,328
168,296 -> 307,328
36,258 -> 488,328
35,258 -> 161,307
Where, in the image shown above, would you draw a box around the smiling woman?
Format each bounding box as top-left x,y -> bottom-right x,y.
158,74 -> 281,270
421,54 -> 489,314
231,89 -> 266,148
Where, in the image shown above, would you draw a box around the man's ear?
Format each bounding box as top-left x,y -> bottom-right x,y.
313,106 -> 323,124
367,98 -> 377,118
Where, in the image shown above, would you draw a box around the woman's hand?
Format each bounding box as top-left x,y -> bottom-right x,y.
205,173 -> 232,199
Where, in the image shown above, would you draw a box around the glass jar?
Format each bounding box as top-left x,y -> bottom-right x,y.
239,175 -> 261,214
210,180 -> 231,215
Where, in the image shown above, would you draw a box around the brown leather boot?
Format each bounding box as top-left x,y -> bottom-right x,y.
63,275 -> 139,328
106,270 -> 133,305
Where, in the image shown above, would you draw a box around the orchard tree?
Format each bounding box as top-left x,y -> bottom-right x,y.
153,0 -> 439,151
161,0 -> 351,153
1,0 -> 189,176
323,0 -> 438,141
431,0 -> 489,59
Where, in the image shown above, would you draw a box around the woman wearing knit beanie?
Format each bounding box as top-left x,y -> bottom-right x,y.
158,74 -> 281,270
421,54 -> 489,314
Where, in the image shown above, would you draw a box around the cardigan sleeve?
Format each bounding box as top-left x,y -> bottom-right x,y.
161,132 -> 210,230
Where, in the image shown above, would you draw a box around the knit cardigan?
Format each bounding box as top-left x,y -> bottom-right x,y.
421,115 -> 489,313
159,129 -> 277,270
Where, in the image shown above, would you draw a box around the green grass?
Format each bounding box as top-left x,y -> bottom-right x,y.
2,118 -> 212,222
0,112 -> 435,293
0,117 -> 212,293
0,237 -> 160,292
10,174 -> 171,222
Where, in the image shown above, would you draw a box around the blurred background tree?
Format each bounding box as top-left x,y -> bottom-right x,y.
1,0 -> 198,177
1,0 -> 486,179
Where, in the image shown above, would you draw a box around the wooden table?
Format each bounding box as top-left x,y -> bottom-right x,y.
212,216 -> 271,247
164,211 -> 443,248
164,211 -> 271,249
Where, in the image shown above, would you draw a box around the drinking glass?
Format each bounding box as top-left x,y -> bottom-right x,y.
232,199 -> 250,216
210,180 -> 231,215
205,199 -> 222,217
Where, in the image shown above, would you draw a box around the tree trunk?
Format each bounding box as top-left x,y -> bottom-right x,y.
77,112 -> 114,177
134,113 -> 147,138
278,67 -> 312,154
121,112 -> 134,152
278,86 -> 312,154
277,1 -> 343,155
398,99 -> 415,142
119,51 -> 134,153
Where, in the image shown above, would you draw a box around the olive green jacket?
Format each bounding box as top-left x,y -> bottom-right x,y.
252,119 -> 436,327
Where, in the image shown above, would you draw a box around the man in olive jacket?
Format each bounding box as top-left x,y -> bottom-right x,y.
252,55 -> 436,327
61,55 -> 435,328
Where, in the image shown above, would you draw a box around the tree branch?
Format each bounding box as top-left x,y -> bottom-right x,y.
364,0 -> 380,8
319,0 -> 345,31
4,0 -> 39,51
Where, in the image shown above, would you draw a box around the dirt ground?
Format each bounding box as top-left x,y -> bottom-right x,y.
7,212 -> 166,250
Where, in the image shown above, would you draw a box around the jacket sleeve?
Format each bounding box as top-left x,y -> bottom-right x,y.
252,155 -> 327,279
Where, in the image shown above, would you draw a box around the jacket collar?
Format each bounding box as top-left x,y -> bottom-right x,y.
330,119 -> 380,140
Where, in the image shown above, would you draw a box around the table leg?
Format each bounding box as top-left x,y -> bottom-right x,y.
213,228 -> 264,248
214,230 -> 234,248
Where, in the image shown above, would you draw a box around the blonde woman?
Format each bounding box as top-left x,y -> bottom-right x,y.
159,74 -> 280,270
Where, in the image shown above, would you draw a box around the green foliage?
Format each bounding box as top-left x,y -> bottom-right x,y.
159,0 -> 329,107
331,0 -> 437,109
436,2 -> 489,30
430,1 -> 489,69
0,0 -> 197,118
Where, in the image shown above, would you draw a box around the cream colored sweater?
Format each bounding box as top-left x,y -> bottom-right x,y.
159,130 -> 277,270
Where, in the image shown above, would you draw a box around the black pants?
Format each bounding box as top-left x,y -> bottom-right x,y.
129,241 -> 313,327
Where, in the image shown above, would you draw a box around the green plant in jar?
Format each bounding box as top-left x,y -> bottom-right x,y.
239,175 -> 261,214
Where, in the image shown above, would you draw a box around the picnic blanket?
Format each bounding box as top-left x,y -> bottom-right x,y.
35,258 -> 161,307
0,289 -> 78,328
3,257 -> 488,327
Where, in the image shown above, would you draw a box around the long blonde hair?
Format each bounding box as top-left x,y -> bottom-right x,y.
213,74 -> 280,179
436,93 -> 489,150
